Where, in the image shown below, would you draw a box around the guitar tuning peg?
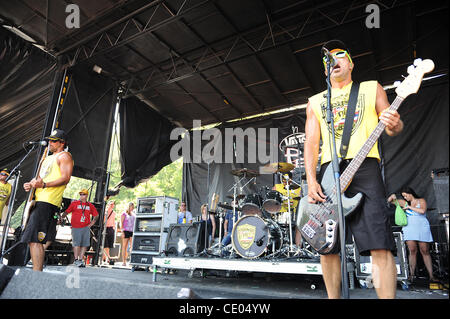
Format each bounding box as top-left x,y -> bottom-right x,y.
414,58 -> 423,66
407,65 -> 415,74
393,81 -> 401,87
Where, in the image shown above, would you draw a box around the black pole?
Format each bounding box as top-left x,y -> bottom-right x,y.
324,58 -> 349,299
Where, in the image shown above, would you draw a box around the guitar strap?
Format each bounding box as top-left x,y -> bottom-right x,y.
339,81 -> 360,159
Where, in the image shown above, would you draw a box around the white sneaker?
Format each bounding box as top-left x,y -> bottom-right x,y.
72,259 -> 81,266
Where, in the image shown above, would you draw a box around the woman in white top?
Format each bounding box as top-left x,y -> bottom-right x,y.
388,187 -> 437,283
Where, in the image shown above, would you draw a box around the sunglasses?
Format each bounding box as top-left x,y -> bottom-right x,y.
0,173 -> 8,176
323,50 -> 353,67
79,193 -> 88,196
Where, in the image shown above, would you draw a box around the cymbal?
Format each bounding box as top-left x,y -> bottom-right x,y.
260,162 -> 295,174
226,194 -> 246,200
230,168 -> 259,177
218,202 -> 241,211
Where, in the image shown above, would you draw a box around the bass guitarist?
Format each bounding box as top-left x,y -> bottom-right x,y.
22,129 -> 73,271
303,40 -> 403,298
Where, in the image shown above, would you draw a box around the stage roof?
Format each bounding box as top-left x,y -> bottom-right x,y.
1,0 -> 448,129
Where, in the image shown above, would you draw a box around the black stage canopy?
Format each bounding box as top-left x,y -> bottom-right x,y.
0,0 -> 448,213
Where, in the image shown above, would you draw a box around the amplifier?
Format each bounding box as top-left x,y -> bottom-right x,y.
134,218 -> 162,233
432,168 -> 449,214
132,235 -> 161,252
130,253 -> 153,266
354,232 -> 408,281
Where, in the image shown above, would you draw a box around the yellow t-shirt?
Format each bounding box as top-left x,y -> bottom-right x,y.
35,152 -> 71,207
309,80 -> 380,165
0,182 -> 12,219
274,183 -> 301,212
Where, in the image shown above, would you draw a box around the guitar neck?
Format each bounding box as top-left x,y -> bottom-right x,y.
339,96 -> 404,190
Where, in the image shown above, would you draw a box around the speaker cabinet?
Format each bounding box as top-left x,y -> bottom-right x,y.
165,222 -> 206,257
354,232 -> 408,280
432,168 -> 449,214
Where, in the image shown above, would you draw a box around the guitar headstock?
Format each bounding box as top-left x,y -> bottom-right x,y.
395,59 -> 435,99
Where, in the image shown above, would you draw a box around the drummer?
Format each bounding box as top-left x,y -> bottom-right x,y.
272,172 -> 301,212
272,172 -> 302,247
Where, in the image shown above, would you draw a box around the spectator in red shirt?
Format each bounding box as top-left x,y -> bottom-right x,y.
60,188 -> 98,267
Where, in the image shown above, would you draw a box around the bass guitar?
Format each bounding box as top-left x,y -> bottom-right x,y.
296,58 -> 435,254
22,146 -> 49,229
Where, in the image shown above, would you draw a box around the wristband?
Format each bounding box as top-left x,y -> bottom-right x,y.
43,182 -> 46,189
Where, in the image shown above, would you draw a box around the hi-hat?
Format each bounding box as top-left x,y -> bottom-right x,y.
260,162 -> 295,174
226,194 -> 246,200
230,168 -> 259,177
218,202 -> 241,211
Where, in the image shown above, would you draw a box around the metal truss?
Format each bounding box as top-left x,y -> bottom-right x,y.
57,0 -> 427,109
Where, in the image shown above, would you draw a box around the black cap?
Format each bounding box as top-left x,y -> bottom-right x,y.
322,39 -> 351,56
46,129 -> 66,141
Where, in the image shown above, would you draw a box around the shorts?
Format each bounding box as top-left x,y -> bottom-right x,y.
72,227 -> 91,247
104,227 -> 115,248
123,231 -> 133,239
319,158 -> 396,256
21,201 -> 59,244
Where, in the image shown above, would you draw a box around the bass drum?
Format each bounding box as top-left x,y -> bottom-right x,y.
241,194 -> 263,216
231,215 -> 282,259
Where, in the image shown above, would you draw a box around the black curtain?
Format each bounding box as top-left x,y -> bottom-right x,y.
382,76 -> 449,213
118,96 -> 178,188
58,64 -> 117,201
0,27 -> 57,210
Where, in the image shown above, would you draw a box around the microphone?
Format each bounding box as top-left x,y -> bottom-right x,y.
28,140 -> 47,146
322,47 -> 337,68
255,235 -> 266,247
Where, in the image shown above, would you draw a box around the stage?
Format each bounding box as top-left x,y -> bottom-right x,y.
1,263 -> 448,300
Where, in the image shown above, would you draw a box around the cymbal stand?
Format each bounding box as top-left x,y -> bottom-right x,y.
227,176 -> 245,257
284,174 -> 294,255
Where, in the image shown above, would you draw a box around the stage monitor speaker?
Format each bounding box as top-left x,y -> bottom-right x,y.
0,267 -> 200,299
354,232 -> 408,281
432,168 -> 449,214
165,222 -> 205,257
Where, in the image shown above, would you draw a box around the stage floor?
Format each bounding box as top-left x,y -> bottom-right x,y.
2,263 -> 447,300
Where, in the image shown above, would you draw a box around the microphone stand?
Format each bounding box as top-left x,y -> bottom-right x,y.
0,170 -> 20,263
324,56 -> 349,299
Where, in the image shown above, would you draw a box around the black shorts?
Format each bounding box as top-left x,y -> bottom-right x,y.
123,231 -> 133,239
21,201 -> 59,244
319,158 -> 396,256
104,227 -> 115,248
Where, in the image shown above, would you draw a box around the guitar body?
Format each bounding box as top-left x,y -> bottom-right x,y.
296,161 -> 363,254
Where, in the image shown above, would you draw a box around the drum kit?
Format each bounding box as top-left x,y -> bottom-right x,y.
210,162 -> 318,260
